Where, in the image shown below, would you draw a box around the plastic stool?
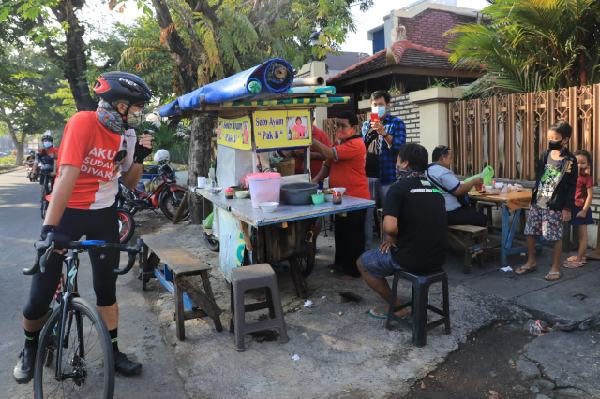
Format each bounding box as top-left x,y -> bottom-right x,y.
230,264 -> 289,351
386,269 -> 450,347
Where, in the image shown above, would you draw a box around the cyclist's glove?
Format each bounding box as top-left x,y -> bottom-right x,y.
133,141 -> 152,164
40,225 -> 70,250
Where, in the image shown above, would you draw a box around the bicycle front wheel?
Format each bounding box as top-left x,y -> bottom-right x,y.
34,298 -> 114,399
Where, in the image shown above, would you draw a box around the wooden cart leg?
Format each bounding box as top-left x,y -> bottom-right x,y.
174,276 -> 185,341
290,257 -> 308,298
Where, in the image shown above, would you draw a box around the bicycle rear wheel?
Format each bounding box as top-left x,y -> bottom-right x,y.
34,298 -> 114,399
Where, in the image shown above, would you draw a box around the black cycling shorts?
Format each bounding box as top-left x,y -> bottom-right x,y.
23,206 -> 120,320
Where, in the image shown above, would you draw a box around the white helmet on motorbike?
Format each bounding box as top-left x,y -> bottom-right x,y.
153,149 -> 170,164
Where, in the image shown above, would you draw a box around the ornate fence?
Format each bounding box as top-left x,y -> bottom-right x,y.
449,85 -> 600,185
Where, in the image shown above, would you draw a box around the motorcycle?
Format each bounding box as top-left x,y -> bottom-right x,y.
25,161 -> 37,182
116,207 -> 135,243
117,162 -> 188,221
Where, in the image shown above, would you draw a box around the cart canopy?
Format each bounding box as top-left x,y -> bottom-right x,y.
160,58 -> 294,117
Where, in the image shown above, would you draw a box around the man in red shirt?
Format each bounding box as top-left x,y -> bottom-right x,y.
312,111 -> 370,277
14,72 -> 153,383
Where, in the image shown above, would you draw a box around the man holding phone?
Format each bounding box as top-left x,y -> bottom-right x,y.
362,90 -> 406,249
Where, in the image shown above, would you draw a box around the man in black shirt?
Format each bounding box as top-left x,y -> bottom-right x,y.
357,143 -> 447,319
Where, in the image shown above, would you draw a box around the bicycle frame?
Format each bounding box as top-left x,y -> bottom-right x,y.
53,250 -> 83,381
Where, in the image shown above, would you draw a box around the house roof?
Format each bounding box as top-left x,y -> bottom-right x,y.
325,52 -> 370,72
328,40 -> 461,84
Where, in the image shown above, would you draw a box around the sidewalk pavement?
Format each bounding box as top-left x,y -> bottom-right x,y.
138,215 -> 599,398
448,245 -> 600,398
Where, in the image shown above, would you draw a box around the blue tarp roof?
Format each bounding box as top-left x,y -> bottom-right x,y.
159,58 -> 294,117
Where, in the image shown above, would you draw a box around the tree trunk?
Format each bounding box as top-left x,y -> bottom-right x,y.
188,115 -> 215,224
4,122 -> 23,166
47,0 -> 96,111
15,139 -> 24,166
152,0 -> 199,93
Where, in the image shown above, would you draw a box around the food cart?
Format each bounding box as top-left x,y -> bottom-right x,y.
159,59 -> 375,297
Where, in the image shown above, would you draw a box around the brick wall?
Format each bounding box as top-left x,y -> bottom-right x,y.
389,94 -> 420,143
399,9 -> 475,51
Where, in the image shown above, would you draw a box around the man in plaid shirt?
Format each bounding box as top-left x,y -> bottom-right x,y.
362,90 -> 406,249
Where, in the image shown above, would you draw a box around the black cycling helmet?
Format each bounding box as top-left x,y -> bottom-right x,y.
93,71 -> 152,105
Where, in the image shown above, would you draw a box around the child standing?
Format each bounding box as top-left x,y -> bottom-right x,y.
515,122 -> 578,281
563,150 -> 594,268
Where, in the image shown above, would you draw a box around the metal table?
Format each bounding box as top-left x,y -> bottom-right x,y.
196,188 -> 375,227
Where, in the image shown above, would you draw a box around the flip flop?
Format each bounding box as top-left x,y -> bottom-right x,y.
565,255 -> 587,263
544,271 -> 561,281
515,264 -> 537,275
563,260 -> 585,269
368,305 -> 388,320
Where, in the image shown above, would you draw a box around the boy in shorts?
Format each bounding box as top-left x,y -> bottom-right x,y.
515,122 -> 578,281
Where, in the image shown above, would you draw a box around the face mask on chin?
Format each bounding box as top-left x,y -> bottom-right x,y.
548,140 -> 562,151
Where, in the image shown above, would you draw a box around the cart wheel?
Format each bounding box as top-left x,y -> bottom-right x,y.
300,239 -> 316,278
204,232 -> 219,252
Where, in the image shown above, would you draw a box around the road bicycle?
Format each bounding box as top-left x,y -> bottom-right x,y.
23,233 -> 143,398
39,173 -> 53,220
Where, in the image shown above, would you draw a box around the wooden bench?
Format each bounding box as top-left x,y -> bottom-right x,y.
141,231 -> 223,340
447,224 -> 488,273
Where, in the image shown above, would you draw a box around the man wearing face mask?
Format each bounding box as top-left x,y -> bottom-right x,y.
14,72 -> 153,384
311,111 -> 370,277
362,90 -> 406,249
34,131 -> 59,195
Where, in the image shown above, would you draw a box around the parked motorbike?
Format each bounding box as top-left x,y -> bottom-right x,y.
117,162 -> 188,221
116,207 -> 135,243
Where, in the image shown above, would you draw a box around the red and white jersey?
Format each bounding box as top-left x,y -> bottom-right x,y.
56,111 -> 136,210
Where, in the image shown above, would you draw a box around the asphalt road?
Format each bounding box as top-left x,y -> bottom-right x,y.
0,168 -> 189,399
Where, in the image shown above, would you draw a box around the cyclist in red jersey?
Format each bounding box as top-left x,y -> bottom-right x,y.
14,72 -> 154,383
33,131 -> 59,181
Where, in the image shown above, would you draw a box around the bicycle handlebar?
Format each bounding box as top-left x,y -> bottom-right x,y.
23,233 -> 144,276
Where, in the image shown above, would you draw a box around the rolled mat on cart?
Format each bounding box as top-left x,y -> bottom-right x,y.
159,58 -> 294,117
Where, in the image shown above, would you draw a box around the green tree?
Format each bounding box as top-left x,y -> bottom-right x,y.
0,47 -> 65,164
447,0 -> 600,96
1,0 -> 98,110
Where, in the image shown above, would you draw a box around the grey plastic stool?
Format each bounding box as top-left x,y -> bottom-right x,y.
230,264 -> 289,351
386,269 -> 450,347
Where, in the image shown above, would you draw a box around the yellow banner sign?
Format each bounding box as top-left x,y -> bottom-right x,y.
216,116 -> 252,150
253,109 -> 312,150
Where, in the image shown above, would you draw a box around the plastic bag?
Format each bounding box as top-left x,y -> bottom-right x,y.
464,165 -> 495,185
203,212 -> 214,230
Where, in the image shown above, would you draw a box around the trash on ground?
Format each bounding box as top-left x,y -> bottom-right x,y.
488,390 -> 500,399
525,319 -> 551,336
